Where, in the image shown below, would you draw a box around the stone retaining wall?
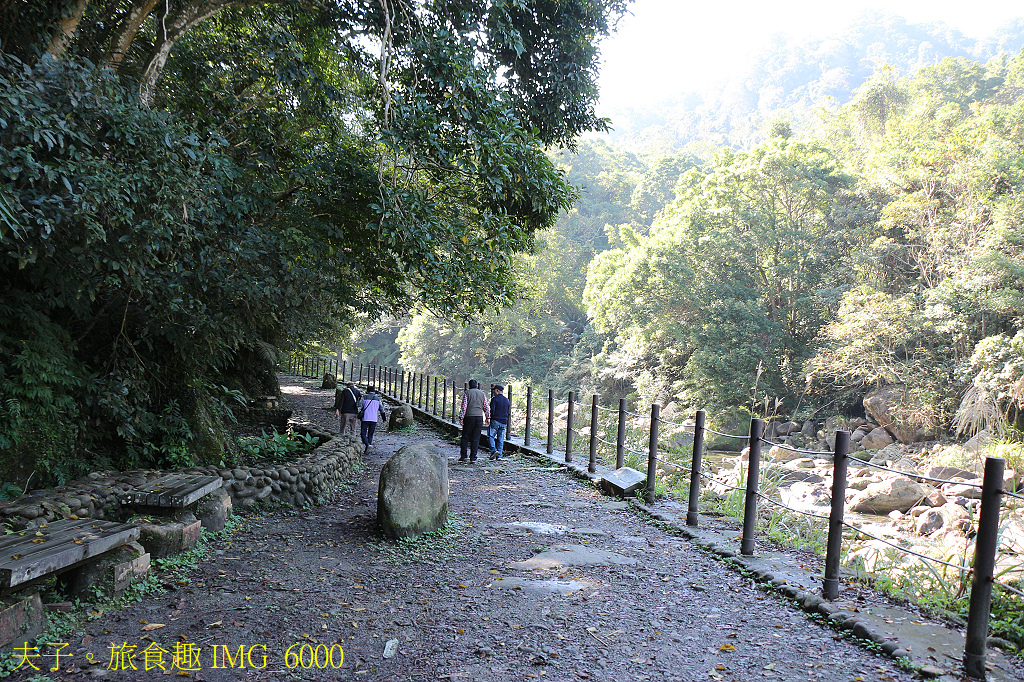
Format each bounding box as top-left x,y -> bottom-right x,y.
0,423 -> 361,531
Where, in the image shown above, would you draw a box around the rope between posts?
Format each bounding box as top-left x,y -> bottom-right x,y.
696,469 -> 746,493
841,521 -> 973,573
656,415 -> 695,429
994,579 -> 1024,599
651,454 -> 692,473
624,410 -> 646,418
594,403 -> 620,413
847,456 -> 984,490
756,437 -> 827,457
1002,489 -> 1024,502
706,428 -> 748,440
753,491 -> 831,522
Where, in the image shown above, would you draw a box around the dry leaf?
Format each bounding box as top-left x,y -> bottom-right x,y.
207,620 -> 222,628
142,624 -> 166,632
718,643 -> 735,652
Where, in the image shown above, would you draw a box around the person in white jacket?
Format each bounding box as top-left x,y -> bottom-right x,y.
357,387 -> 387,454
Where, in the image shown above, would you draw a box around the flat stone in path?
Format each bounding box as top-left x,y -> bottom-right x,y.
487,576 -> 588,595
507,544 -> 639,570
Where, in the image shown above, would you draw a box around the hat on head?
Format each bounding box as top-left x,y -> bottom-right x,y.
494,384 -> 504,391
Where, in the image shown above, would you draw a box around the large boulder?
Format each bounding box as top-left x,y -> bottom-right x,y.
863,386 -> 941,444
321,372 -> 337,390
377,443 -> 449,539
848,477 -> 936,514
388,403 -> 415,431
860,427 -> 894,451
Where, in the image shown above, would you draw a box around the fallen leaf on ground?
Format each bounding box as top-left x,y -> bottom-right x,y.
142,624 -> 166,632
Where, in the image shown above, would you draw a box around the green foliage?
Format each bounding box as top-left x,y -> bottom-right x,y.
584,138 -> 853,410
0,0 -> 626,481
236,430 -> 318,466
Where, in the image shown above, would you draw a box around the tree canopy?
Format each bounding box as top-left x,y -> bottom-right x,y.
0,0 -> 628,483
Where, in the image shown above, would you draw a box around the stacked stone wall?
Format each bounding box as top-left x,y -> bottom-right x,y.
0,424 -> 361,531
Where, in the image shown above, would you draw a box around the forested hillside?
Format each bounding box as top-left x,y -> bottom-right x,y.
396,25 -> 1024,443
604,11 -> 1024,152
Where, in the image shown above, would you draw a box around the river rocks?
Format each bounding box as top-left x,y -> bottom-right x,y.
915,503 -> 971,536
779,481 -> 832,511
848,477 -> 934,514
863,386 -> 941,443
765,445 -> 803,463
377,443 -> 449,539
860,427 -> 894,450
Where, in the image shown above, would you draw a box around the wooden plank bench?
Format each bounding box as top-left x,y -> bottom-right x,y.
0,519 -> 140,590
118,474 -> 223,509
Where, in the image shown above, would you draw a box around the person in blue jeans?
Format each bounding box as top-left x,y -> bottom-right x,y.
357,387 -> 387,454
487,384 -> 510,460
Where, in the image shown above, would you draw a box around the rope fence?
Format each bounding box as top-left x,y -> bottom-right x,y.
286,357 -> 1023,678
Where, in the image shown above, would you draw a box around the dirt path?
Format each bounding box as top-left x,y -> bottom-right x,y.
20,375 -> 924,682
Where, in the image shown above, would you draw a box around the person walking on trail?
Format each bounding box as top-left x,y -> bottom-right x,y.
334,381 -> 362,437
488,384 -> 510,460
357,386 -> 387,454
458,379 -> 489,463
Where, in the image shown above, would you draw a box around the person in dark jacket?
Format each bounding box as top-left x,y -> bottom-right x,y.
488,384 -> 510,460
458,379 -> 490,463
334,381 -> 361,436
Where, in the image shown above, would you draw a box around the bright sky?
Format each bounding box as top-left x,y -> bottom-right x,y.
597,0 -> 1024,112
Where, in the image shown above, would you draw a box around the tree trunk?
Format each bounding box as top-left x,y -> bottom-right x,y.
104,0 -> 162,70
46,0 -> 90,61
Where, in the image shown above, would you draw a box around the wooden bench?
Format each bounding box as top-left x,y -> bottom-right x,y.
118,474 -> 223,509
0,519 -> 140,590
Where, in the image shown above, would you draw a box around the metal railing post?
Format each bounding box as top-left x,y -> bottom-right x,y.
616,398 -> 626,469
589,394 -> 599,474
525,386 -> 533,447
687,410 -> 706,526
646,403 -> 660,504
442,379 -> 448,420
546,389 -> 554,455
823,430 -> 850,599
740,417 -> 764,555
565,392 -> 575,463
964,456 -> 1006,678
433,376 -> 438,414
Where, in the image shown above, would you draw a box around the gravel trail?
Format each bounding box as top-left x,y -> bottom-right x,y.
17,375 -> 920,682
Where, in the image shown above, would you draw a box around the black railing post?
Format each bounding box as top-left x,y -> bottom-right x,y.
442,379 -> 448,420
740,417 -> 764,556
546,389 -> 554,455
359,363 -> 364,384
433,376 -> 438,414
507,384 -> 512,438
565,392 -> 575,463
525,386 -> 533,447
823,430 -> 850,599
964,456 -> 1006,678
646,403 -> 660,504
687,410 -> 706,526
616,398 -> 626,469
589,394 -> 599,474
